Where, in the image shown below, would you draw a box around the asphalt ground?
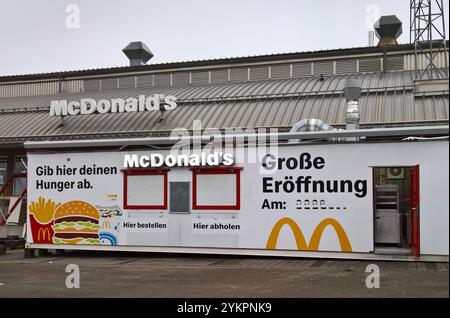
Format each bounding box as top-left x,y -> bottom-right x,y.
0,249 -> 448,298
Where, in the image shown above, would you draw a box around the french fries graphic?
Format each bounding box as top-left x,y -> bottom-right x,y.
29,197 -> 61,224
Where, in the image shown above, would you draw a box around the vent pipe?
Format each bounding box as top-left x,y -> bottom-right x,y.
289,119 -> 336,133
374,15 -> 402,46
288,118 -> 337,143
343,78 -> 362,141
368,30 -> 375,47
122,41 -> 154,66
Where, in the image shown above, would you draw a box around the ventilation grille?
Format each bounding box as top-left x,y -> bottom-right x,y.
192,71 -> 210,84
0,80 -> 83,97
359,58 -> 382,73
336,59 -> 358,74
211,69 -> 229,83
230,68 -> 248,82
84,79 -> 101,91
1,55 -> 410,97
136,75 -> 153,87
314,61 -> 334,75
102,78 -> 118,90
385,56 -> 404,71
119,77 -> 135,89
271,64 -> 290,79
250,66 -> 269,80
154,74 -> 171,86
292,63 -> 311,77
172,72 -> 190,86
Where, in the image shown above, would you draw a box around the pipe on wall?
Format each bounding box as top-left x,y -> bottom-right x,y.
288,118 -> 337,143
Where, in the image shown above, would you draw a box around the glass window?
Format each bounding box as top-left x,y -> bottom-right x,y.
13,156 -> 27,196
0,157 -> 7,187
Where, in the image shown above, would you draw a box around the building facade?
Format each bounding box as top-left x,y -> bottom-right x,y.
0,33 -> 448,260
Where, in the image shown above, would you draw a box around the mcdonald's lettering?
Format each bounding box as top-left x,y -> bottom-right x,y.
266,217 -> 352,252
38,227 -> 51,241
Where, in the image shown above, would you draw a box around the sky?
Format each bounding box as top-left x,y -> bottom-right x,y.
0,0 -> 448,76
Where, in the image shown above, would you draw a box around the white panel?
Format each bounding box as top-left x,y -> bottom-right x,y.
127,175 -> 164,206
6,197 -> 22,224
196,174 -> 236,206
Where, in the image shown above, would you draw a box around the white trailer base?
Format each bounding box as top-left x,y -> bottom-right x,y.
25,243 -> 449,263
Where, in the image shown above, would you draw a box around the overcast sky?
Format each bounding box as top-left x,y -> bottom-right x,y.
0,0 -> 448,76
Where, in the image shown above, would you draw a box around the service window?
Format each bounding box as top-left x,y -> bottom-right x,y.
123,169 -> 168,209
192,167 -> 242,210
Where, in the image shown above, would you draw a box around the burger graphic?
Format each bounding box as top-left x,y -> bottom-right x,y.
52,201 -> 100,245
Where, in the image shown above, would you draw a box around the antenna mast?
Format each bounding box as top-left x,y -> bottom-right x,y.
410,0 -> 448,80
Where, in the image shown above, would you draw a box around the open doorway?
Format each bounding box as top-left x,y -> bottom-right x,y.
373,166 -> 420,256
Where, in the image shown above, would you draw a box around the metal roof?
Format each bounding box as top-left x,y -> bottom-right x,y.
0,70 -> 448,145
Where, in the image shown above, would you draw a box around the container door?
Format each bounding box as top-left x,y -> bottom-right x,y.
410,165 -> 420,257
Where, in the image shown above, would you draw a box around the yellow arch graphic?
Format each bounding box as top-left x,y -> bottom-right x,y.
266,217 -> 352,252
38,228 -> 51,241
102,220 -> 111,229
266,217 -> 308,250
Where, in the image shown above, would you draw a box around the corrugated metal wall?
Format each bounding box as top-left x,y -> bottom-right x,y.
2,51 -> 448,98
0,80 -> 83,97
404,51 -> 449,70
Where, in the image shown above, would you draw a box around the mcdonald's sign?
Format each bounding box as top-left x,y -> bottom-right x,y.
266,217 -> 352,252
29,214 -> 54,244
102,220 -> 111,229
38,227 -> 52,242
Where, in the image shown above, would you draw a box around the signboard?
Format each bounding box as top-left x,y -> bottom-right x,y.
26,141 -> 449,255
49,94 -> 177,116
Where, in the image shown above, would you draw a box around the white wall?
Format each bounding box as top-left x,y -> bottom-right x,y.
360,141 -> 449,255
26,139 -> 449,256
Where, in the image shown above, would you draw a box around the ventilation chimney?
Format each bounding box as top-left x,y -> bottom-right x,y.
343,78 -> 362,141
374,15 -> 402,46
122,41 -> 153,66
368,30 -> 375,47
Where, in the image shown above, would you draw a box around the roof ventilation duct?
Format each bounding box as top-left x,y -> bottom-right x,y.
122,41 -> 154,66
374,15 -> 402,46
343,78 -> 362,141
289,118 -> 336,133
288,118 -> 337,143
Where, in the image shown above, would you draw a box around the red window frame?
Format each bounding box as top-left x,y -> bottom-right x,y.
122,168 -> 169,210
191,166 -> 243,210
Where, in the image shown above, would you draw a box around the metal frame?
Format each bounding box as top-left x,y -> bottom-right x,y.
410,165 -> 421,257
23,125 -> 449,149
122,169 -> 168,210
410,0 -> 448,80
191,166 -> 243,211
24,242 -> 449,262
0,171 -> 27,226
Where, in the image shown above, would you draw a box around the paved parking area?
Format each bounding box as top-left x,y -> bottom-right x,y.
0,249 -> 448,298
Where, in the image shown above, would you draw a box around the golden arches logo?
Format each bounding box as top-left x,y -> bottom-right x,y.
37,228 -> 51,241
102,220 -> 111,229
266,217 -> 352,252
